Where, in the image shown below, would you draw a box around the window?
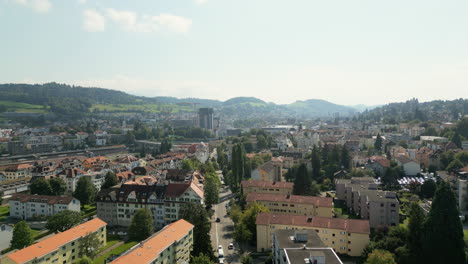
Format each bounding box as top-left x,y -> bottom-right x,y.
380,203 -> 384,207
391,203 -> 396,207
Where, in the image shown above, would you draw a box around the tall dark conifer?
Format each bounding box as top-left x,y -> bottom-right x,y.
293,164 -> 312,195
422,181 -> 465,264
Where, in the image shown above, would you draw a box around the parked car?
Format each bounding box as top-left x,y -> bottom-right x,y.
216,217 -> 221,223
228,243 -> 234,249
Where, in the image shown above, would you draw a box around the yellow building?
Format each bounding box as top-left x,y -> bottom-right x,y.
111,219 -> 194,264
256,212 -> 370,257
246,193 -> 333,218
241,180 -> 293,196
1,218 -> 107,264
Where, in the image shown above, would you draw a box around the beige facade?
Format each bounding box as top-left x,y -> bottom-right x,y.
1,218 -> 106,264
256,213 -> 370,257
336,177 -> 399,228
111,219 -> 194,264
241,180 -> 293,196
246,193 -> 333,218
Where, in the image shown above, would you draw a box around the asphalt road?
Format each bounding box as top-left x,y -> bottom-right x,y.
210,187 -> 240,264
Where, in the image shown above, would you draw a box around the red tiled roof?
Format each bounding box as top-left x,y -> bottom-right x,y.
255,212 -> 370,234
246,193 -> 333,207
241,180 -> 293,189
10,193 -> 76,205
164,183 -> 191,198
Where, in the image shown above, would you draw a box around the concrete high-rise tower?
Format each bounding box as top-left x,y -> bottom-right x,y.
198,108 -> 214,130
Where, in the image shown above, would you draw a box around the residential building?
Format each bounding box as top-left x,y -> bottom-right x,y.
336,178 -> 399,228
364,156 -> 390,176
241,180 -> 293,196
96,181 -> 204,229
9,194 -> 80,220
0,164 -> 32,181
246,193 -> 333,218
0,218 -> 106,264
395,156 -> 421,176
251,161 -> 283,182
256,212 -> 370,256
110,219 -> 194,264
272,229 -> 343,264
457,178 -> 468,213
198,108 -> 214,130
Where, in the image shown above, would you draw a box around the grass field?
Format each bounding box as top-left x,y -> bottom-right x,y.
0,206 -> 9,222
90,103 -> 192,114
92,241 -> 138,264
82,203 -> 97,218
0,100 -> 49,113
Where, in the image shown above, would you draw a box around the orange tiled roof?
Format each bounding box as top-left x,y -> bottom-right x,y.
6,218 -> 106,264
111,219 -> 193,264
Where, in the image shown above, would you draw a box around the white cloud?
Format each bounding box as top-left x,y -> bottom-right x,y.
83,9 -> 106,32
14,0 -> 51,13
105,8 -> 192,33
77,0 -> 87,4
194,0 -> 208,5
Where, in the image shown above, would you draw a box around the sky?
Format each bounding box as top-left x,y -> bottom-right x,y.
0,0 -> 467,106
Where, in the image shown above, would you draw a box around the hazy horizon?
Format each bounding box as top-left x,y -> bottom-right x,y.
1,0 -> 467,105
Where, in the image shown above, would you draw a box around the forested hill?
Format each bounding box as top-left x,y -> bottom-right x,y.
0,83 -> 366,118
358,98 -> 468,123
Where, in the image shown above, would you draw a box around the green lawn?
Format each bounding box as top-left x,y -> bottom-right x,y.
97,235 -> 121,253
92,241 -> 138,264
0,206 -> 9,222
90,103 -> 192,114
82,203 -> 97,218
0,100 -> 49,113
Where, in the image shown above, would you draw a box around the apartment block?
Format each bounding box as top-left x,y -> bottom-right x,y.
256,212 -> 370,256
1,218 -> 107,264
111,219 -> 194,264
9,194 -> 80,220
96,182 -> 204,229
272,229 -> 343,264
336,178 -> 399,228
246,193 -> 333,218
241,180 -> 293,196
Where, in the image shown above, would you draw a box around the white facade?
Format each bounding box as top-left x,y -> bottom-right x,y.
9,195 -> 80,220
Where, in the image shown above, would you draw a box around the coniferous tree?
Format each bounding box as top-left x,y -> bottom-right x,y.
374,133 -> 383,151
311,147 -> 321,181
381,167 -> 400,191
422,181 -> 465,264
293,164 -> 312,195
341,146 -> 350,170
407,202 -> 425,263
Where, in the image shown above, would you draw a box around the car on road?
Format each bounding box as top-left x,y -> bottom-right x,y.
228,243 -> 234,249
218,245 -> 223,250
216,217 -> 221,222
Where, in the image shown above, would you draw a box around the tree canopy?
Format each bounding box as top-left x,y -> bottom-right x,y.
128,208 -> 154,242
179,202 -> 214,259
73,177 -> 97,206
46,210 -> 82,232
10,221 -> 34,250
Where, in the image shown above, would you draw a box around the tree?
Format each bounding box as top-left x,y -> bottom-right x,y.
78,232 -> 101,259
46,210 -> 82,232
407,202 -> 425,262
0,190 -> 3,205
73,177 -> 97,206
50,177 -> 67,195
422,181 -> 465,264
365,249 -> 396,264
311,147 -> 321,181
181,159 -> 194,170
191,253 -> 215,264
75,256 -> 93,264
101,171 -> 118,189
419,179 -> 436,199
293,164 -> 312,195
450,132 -> 463,148
204,174 -> 219,208
381,167 -> 400,191
30,178 -> 52,195
179,203 -> 214,259
232,143 -> 246,189
447,159 -> 464,173
237,202 -> 269,245
10,221 -> 34,250
374,134 -> 383,151
128,208 -> 154,241
240,253 -> 253,264
341,146 -> 351,170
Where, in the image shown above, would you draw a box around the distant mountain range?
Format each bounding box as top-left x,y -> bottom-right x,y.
1,83 -> 462,121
